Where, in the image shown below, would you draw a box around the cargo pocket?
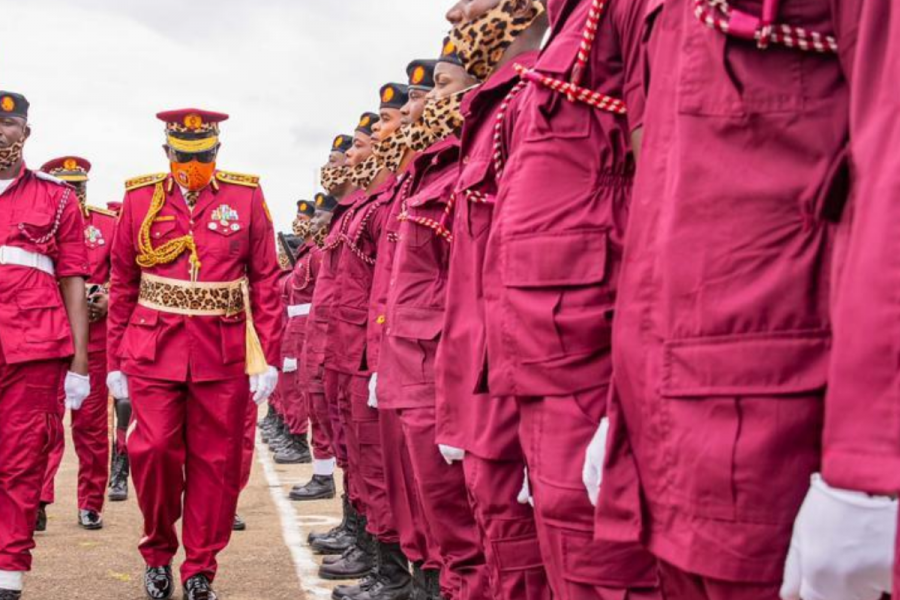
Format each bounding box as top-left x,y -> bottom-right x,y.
123,306 -> 160,362
659,330 -> 828,524
17,288 -> 69,346
456,159 -> 496,238
501,229 -> 611,364
389,306 -> 443,386
219,313 -> 246,365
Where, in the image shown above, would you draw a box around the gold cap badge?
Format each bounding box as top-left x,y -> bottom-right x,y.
0,96 -> 15,112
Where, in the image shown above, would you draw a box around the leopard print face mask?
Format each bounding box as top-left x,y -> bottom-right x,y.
349,154 -> 380,188
0,140 -> 24,170
407,92 -> 466,152
372,129 -> 409,173
450,0 -> 545,80
313,225 -> 329,248
320,165 -> 350,192
293,217 -> 311,238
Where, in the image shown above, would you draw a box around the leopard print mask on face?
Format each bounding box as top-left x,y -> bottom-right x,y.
450,0 -> 546,80
320,165 -> 350,192
349,154 -> 380,188
293,217 -> 311,238
372,128 -> 409,173
0,140 -> 24,171
407,92 -> 466,152
313,225 -> 329,248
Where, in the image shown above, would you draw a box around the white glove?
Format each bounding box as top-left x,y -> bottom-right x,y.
106,370 -> 129,400
517,467 -> 534,506
781,474 -> 897,600
582,418 -> 609,506
439,444 -> 466,465
367,374 -> 378,409
250,366 -> 279,405
64,371 -> 91,410
282,357 -> 298,373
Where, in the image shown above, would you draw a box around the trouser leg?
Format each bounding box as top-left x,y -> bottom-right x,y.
0,360 -> 66,573
39,389 -> 65,506
658,561 -> 781,600
181,376 -> 249,584
240,398 -> 256,492
70,350 -> 109,512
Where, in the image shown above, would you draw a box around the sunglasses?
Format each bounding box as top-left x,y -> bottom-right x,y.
169,147 -> 218,164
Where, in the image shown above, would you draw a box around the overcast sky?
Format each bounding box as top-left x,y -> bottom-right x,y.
1,0 -> 451,232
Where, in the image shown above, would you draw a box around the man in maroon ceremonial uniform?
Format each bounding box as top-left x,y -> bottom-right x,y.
107,108 -> 282,600
38,156 -> 118,532
481,0 -> 661,597
436,5 -> 552,599
592,0 -> 853,598
0,91 -> 91,600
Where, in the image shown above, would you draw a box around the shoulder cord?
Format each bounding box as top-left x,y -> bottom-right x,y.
19,186 -> 71,245
397,173 -> 454,243
693,0 -> 838,53
342,175 -> 410,266
136,182 -> 201,281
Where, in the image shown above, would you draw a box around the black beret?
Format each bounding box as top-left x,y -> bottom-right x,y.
437,37 -> 463,67
356,112 -> 380,136
315,192 -> 339,212
379,83 -> 409,110
0,91 -> 29,120
296,199 -> 316,218
331,134 -> 353,154
406,60 -> 438,91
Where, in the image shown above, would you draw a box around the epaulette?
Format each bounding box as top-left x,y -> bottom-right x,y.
86,205 -> 118,218
125,173 -> 167,192
216,170 -> 260,188
34,171 -> 67,186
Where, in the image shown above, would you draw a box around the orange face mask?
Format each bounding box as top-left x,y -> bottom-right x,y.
170,160 -> 216,192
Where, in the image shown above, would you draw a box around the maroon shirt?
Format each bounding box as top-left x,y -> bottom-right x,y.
0,166 -> 88,365
485,0 -> 647,398
597,0 -> 848,584
435,53 -> 537,460
284,242 -> 320,359
83,204 -> 118,354
378,138 -> 460,410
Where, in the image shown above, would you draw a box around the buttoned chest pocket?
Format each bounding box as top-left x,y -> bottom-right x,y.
406,199 -> 448,249
456,159 -> 496,239
14,211 -> 55,250
147,219 -> 179,244
205,216 -> 247,258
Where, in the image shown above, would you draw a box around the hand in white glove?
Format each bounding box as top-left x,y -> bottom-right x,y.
250,366 -> 279,405
367,374 -> 378,409
282,357 -> 298,373
64,371 -> 91,410
583,418 -> 609,506
780,474 -> 897,600
517,467 -> 534,506
106,370 -> 129,400
439,444 -> 466,465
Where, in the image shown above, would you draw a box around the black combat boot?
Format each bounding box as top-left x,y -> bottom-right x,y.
290,473 -> 336,501
318,517 -> 374,580
309,494 -> 353,545
312,501 -> 358,555
346,540 -> 412,600
34,502 -> 48,532
233,514 -> 246,531
78,509 -> 104,530
143,565 -> 174,600
108,449 -> 130,502
0,590 -> 21,600
330,528 -> 378,598
274,434 -> 312,464
408,562 -> 427,600
267,420 -> 291,451
260,413 -> 283,444
183,574 -> 218,600
258,404 -> 276,429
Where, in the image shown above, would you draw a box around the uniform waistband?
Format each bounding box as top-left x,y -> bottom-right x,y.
0,246 -> 55,276
287,304 -> 312,318
137,273 -> 245,316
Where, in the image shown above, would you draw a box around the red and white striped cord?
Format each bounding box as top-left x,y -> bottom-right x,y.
492,81 -> 528,177
693,0 -> 838,53
343,175 -> 412,266
397,211 -> 454,243
571,0 -> 607,88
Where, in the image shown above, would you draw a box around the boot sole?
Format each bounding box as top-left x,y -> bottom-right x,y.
312,545 -> 350,556
79,523 -> 104,531
108,493 -> 128,502
318,568 -> 372,581
274,456 -> 313,465
289,490 -> 336,501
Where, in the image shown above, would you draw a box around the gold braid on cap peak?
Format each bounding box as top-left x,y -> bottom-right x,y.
136,182 -> 202,281
166,135 -> 219,153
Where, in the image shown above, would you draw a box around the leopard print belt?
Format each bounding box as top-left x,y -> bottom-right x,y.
138,273 -> 245,317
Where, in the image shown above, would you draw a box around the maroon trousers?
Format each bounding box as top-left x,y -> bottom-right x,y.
241,400 -> 257,491
307,389 -> 335,461
0,359 -> 65,572
396,407 -> 491,600
41,349 -> 109,512
462,453 -> 551,600
379,409 -> 439,570
518,394 -> 660,599
128,375 -> 248,584
281,368 -> 309,437
329,369 -> 398,543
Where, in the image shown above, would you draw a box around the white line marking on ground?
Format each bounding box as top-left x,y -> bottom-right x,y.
255,438 -> 333,599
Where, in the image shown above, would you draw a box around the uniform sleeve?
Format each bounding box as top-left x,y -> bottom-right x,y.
248,186 -> 285,369
822,0 -> 900,495
618,0 -> 656,134
107,193 -> 141,372
55,190 -> 90,278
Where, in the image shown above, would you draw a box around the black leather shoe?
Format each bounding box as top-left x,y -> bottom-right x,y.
332,572 -> 378,599
108,450 -> 130,502
233,514 -> 246,531
144,565 -> 174,600
0,590 -> 22,600
78,509 -> 104,530
183,574 -> 218,600
274,434 -> 312,464
34,503 -> 47,533
319,544 -> 374,580
290,474 -> 336,501
312,526 -> 356,555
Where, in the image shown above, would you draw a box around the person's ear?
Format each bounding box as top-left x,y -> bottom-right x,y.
22,125 -> 31,141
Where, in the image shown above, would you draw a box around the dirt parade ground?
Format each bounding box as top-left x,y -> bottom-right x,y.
28,407 -> 346,599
